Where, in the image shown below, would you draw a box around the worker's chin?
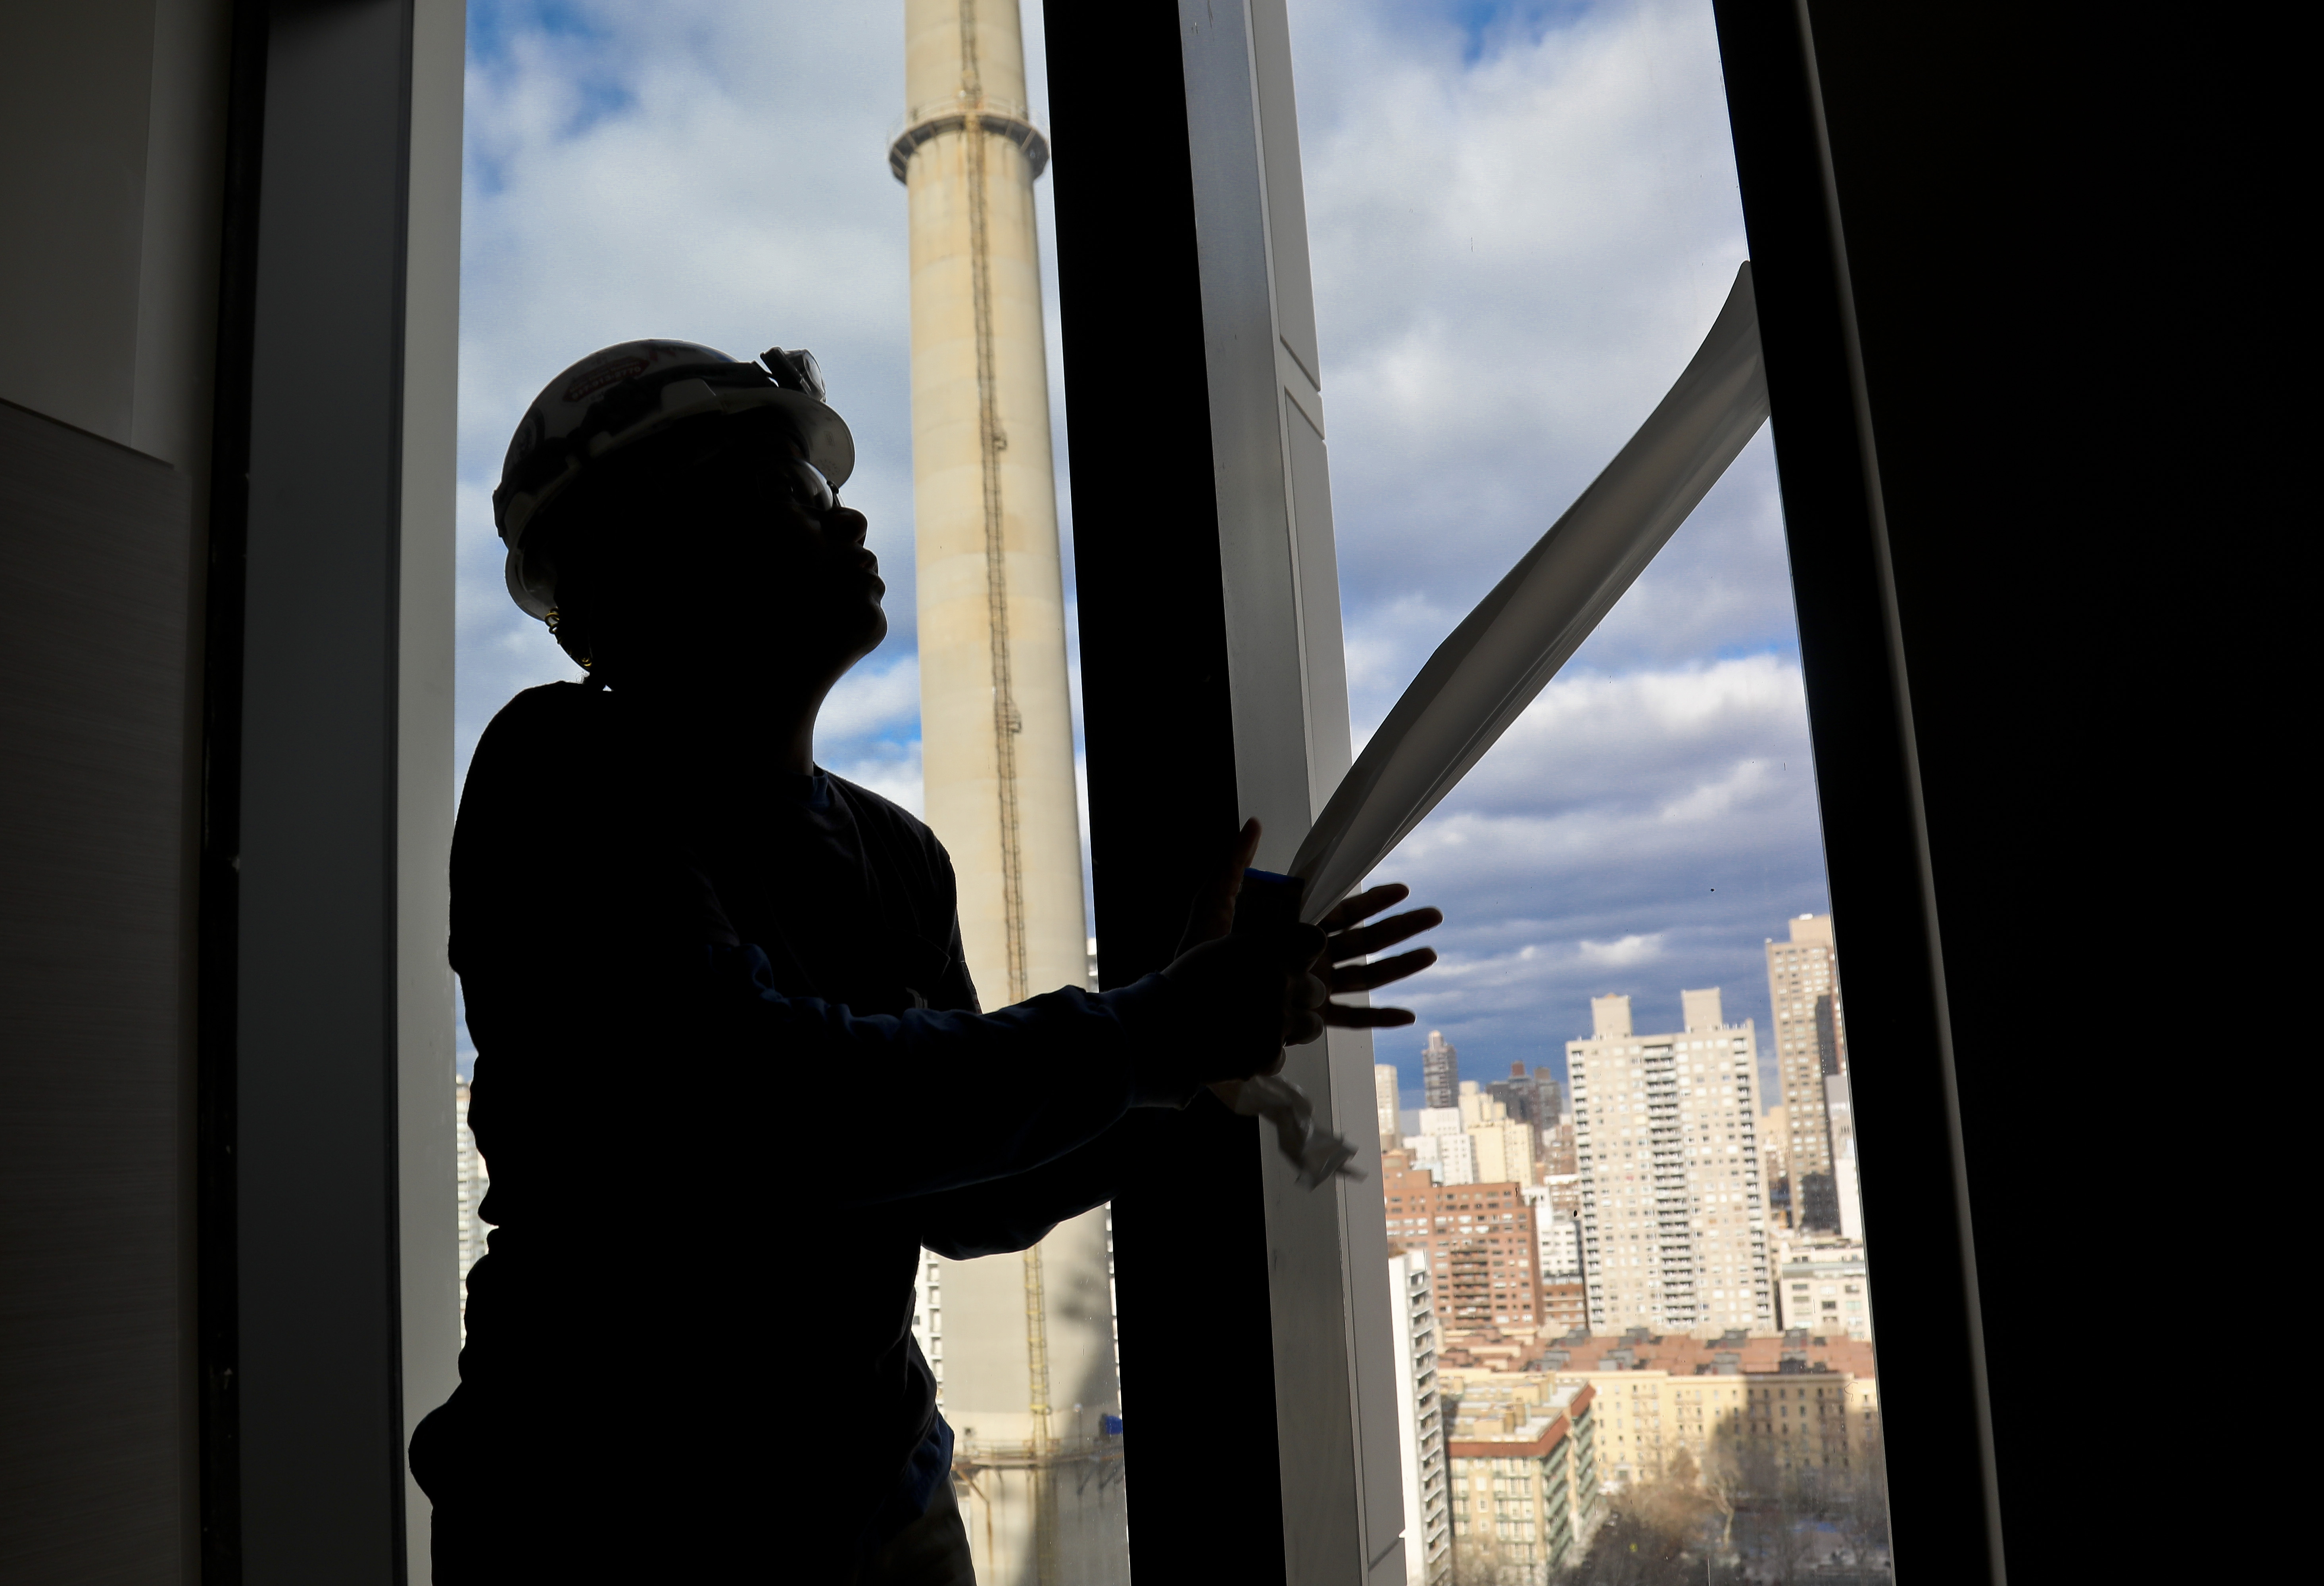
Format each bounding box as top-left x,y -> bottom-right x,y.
827,607 -> 889,675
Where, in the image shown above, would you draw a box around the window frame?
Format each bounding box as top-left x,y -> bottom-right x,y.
198,0 -> 464,1577
178,0 -> 2010,1578
1054,0 -> 2003,1580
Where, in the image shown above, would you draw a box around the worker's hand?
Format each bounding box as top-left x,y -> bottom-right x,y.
1162,820 -> 1443,1094
1161,820 -> 1328,1083
1310,881 -> 1441,1029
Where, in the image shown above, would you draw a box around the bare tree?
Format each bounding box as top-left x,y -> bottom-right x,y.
1826,1435 -> 1891,1577
1715,1446 -> 1895,1584
1553,1410 -> 1895,1586
1700,1432 -> 1754,1566
1560,1457 -> 1719,1585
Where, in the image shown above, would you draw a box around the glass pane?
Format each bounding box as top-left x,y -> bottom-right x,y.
451,1 -> 1124,1576
1287,0 -> 1889,1580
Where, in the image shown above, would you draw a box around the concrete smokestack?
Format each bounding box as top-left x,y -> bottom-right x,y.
892,5 -> 1125,1581
897,0 -> 1085,1009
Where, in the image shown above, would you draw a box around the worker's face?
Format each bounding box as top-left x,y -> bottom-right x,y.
755,438 -> 887,670
683,430 -> 888,687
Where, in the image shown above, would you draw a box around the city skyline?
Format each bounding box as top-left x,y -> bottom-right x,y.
1379,912 -> 1824,1110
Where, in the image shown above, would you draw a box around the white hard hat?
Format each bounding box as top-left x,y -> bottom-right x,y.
492,338 -> 856,618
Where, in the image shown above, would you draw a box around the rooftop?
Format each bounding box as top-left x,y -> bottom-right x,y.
1448,1326 -> 1876,1381
1446,1407 -> 1572,1460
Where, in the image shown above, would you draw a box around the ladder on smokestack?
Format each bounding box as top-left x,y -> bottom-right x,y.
1024,1242 -> 1059,1580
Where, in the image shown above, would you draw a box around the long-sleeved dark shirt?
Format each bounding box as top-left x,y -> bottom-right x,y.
411,680 -> 1198,1563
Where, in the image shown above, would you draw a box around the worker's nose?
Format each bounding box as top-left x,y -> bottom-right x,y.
826,506 -> 870,548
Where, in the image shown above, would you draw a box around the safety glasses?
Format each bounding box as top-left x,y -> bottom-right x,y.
780,455 -> 837,516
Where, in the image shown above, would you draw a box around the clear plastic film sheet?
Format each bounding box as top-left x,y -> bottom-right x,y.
1251,263 -> 1770,1185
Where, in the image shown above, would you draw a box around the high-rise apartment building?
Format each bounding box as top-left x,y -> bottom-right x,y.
453,1077 -> 489,1336
1422,1030 -> 1459,1109
1767,915 -> 1847,1233
1455,1079 -> 1497,1130
1403,1126 -> 1477,1186
1533,1067 -> 1565,1129
1485,1064 -> 1528,1124
1569,991 -> 1773,1336
1481,1062 -> 1566,1162
1522,1185 -> 1588,1333
1375,1062 -> 1402,1150
1824,1072 -> 1865,1238
1387,1252 -> 1452,1586
1459,1080 -> 1537,1186
910,1248 -> 945,1389
1523,1186 -> 1583,1280
1759,1102 -> 1791,1225
1541,1117 -> 1578,1178
1539,1173 -> 1583,1219
1473,1121 -> 1535,1188
1381,1152 -> 1545,1331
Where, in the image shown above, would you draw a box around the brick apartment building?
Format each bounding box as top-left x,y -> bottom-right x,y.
1383,1150 -> 1545,1331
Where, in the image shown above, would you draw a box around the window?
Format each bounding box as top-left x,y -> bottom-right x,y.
1296,0 -> 1893,1563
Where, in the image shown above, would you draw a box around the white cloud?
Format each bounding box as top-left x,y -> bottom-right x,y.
818,650 -> 926,813
1288,0 -> 1799,747
818,651 -> 920,745
455,0 -> 925,797
826,738 -> 926,819
1579,932 -> 1667,967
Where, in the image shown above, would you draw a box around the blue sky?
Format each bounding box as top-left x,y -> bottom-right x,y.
450,0 -> 1833,1100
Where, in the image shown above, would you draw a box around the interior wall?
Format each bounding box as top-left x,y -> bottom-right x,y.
0,399 -> 198,1585
0,1 -> 162,443
0,4 -> 233,1582
0,0 -> 232,477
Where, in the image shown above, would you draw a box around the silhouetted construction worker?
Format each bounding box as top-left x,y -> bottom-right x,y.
407,341 -> 1440,1582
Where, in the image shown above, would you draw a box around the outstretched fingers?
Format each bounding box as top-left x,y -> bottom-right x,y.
1326,906 -> 1444,964
1310,881 -> 1442,1030
1323,1002 -> 1423,1029
1317,882 -> 1410,934
1329,946 -> 1437,995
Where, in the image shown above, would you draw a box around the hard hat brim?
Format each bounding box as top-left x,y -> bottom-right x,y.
763,387 -> 856,490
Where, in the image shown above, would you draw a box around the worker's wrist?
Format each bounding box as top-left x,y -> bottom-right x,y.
1101,972 -> 1216,1108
